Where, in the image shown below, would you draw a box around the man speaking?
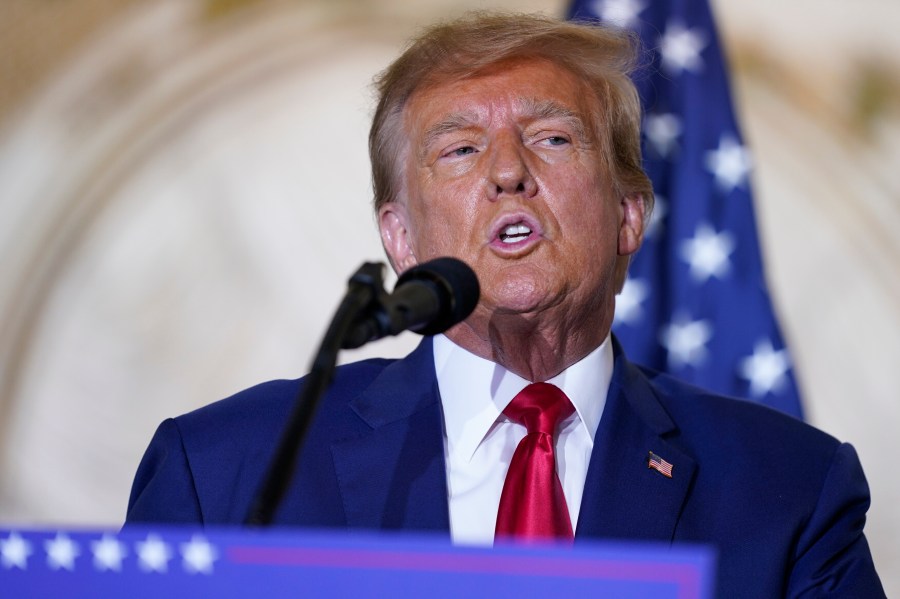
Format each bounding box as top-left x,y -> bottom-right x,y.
126,12 -> 884,597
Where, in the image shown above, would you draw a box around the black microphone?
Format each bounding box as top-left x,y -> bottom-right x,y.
342,257 -> 480,349
245,258 -> 478,526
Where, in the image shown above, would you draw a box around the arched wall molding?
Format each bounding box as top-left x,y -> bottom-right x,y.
0,1 -> 434,522
0,2 -> 404,435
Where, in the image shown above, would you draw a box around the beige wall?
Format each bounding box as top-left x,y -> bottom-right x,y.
1,0 -> 897,593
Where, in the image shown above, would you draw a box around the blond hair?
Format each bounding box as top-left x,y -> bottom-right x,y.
369,11 -> 653,214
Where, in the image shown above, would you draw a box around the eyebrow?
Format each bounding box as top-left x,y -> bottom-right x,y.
418,98 -> 592,157
421,111 -> 481,156
519,98 -> 591,143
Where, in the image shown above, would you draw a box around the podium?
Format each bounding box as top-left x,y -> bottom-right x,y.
1,527 -> 715,597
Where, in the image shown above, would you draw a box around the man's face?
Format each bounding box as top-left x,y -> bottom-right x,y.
379,58 -> 644,336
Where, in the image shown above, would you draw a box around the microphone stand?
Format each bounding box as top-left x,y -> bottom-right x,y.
244,262 -> 386,526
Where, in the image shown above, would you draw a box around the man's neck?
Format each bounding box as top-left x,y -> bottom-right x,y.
445,310 -> 612,382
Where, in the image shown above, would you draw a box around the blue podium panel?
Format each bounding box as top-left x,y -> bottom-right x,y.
1,527 -> 715,598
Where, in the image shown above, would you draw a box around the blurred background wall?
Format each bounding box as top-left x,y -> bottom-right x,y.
1,0 -> 897,593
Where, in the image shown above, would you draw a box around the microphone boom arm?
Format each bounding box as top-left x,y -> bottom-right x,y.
244,262 -> 386,526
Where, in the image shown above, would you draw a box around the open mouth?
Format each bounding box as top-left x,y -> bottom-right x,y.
499,223 -> 532,244
489,213 -> 542,251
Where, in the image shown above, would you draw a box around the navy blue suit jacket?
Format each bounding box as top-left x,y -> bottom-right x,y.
127,338 -> 884,597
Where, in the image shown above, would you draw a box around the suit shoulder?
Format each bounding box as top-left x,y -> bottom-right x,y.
633,371 -> 882,597
173,357 -> 396,443
643,367 -> 840,456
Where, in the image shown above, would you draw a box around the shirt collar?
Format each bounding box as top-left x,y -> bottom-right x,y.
434,333 -> 613,462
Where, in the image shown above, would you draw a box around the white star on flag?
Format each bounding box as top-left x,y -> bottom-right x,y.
739,340 -> 791,397
91,534 -> 127,572
660,315 -> 713,369
645,194 -> 667,240
46,533 -> 80,571
180,535 -> 218,575
644,113 -> 682,158
679,223 -> 736,282
136,534 -> 172,573
566,0 -> 804,418
593,0 -> 645,28
659,21 -> 707,74
615,277 -> 649,325
704,134 -> 753,192
1,532 -> 32,570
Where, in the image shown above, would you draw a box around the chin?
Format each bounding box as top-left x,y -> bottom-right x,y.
484,275 -> 556,315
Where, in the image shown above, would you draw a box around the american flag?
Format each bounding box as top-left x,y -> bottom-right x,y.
648,451 -> 674,478
567,0 -> 803,418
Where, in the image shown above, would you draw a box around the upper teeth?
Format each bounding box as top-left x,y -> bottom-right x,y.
500,224 -> 531,243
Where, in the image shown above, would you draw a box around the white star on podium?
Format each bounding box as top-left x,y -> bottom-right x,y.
1,532 -> 32,570
46,533 -> 80,571
92,534 -> 127,572
181,535 -> 218,574
136,534 -> 172,573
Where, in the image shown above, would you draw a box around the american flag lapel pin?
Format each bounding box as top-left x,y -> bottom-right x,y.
648,451 -> 674,478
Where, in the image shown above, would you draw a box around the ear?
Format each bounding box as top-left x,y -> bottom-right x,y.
613,192 -> 647,292
617,192 -> 647,257
378,201 -> 418,274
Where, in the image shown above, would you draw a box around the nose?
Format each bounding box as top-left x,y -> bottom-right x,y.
486,134 -> 538,201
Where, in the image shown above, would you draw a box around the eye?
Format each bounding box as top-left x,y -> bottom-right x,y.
449,146 -> 477,157
542,135 -> 569,147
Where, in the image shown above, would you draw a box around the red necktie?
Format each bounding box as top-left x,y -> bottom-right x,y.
495,382 -> 575,541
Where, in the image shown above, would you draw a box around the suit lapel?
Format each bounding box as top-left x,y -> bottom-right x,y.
576,341 -> 696,542
331,338 -> 451,532
329,336 -> 696,540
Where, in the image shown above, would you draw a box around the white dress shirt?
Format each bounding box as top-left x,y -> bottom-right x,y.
433,333 -> 613,545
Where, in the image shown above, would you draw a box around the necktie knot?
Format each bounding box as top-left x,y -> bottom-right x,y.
504,382 -> 575,436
